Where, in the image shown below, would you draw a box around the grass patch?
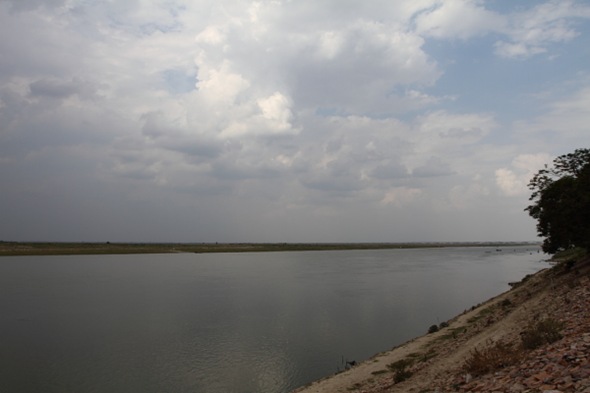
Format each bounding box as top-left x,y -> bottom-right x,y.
434,326 -> 466,342
419,349 -> 437,362
467,306 -> 495,324
371,369 -> 389,375
405,349 -> 438,364
552,247 -> 587,262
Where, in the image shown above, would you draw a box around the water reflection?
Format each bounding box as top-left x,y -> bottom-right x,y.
0,246 -> 546,392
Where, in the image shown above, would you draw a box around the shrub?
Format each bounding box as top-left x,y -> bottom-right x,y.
393,368 -> 412,383
521,318 -> 564,350
388,358 -> 413,371
428,324 -> 439,334
387,358 -> 413,383
463,339 -> 523,376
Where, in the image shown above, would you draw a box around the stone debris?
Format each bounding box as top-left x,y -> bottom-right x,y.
431,274 -> 590,393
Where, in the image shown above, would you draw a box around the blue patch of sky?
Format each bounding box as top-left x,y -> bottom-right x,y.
421,33 -> 590,126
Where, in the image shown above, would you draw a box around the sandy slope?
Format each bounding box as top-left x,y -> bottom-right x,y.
292,256 -> 590,393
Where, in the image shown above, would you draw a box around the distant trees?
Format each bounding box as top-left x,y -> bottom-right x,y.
525,148 -> 590,254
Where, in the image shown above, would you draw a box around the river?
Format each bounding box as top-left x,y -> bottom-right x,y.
0,246 -> 547,393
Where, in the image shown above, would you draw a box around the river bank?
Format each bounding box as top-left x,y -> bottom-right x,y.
292,253 -> 590,393
0,241 -> 535,256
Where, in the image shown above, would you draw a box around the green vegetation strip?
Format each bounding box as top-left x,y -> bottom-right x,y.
0,241 -> 537,257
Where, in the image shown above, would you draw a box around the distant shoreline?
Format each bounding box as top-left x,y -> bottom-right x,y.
0,241 -> 540,256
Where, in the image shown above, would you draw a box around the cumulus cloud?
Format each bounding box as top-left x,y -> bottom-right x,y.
192,2 -> 441,120
218,91 -> 297,138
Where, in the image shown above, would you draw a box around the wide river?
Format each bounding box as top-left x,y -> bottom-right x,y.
0,246 -> 547,393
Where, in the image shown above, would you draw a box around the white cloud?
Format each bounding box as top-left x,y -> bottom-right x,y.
513,85 -> 590,148
195,25 -> 226,46
415,0 -> 504,39
493,41 -> 546,58
495,168 -> 523,197
196,60 -> 250,105
316,30 -> 345,59
495,153 -> 553,197
408,110 -> 496,171
257,92 -> 295,132
193,2 -> 441,114
495,0 -> 590,58
416,110 -> 495,140
448,182 -> 489,209
380,187 -> 423,207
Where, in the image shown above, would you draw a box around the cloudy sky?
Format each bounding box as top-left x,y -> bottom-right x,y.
1,0 -> 589,243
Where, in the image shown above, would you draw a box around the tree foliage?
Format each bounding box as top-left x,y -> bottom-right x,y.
525,148 -> 590,253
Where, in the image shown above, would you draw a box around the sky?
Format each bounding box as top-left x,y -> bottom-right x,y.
1,0 -> 589,243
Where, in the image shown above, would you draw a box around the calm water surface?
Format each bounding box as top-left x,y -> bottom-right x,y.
0,246 -> 547,393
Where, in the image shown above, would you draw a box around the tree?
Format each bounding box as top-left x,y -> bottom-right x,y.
525,148 -> 590,254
